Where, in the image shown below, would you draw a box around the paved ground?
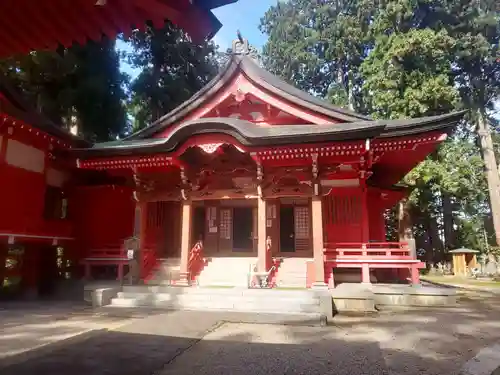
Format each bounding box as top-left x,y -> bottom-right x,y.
0,301 -> 138,368
1,290 -> 500,375
159,290 -> 500,375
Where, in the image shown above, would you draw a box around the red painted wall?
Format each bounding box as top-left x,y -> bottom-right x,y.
322,188 -> 363,244
0,138 -> 71,238
367,188 -> 386,241
70,186 -> 135,256
0,163 -> 46,233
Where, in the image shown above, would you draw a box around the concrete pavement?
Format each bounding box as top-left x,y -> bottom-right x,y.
2,291 -> 500,375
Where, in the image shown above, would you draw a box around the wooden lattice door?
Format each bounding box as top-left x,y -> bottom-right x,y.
219,208 -> 233,252
323,191 -> 362,244
294,205 -> 311,252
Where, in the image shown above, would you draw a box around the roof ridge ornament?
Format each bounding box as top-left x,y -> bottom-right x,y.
232,30 -> 249,55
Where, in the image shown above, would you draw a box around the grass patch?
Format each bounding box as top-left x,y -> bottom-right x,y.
422,275 -> 500,288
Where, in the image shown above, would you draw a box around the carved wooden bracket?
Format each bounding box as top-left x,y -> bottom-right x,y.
311,153 -> 319,180
311,153 -> 320,196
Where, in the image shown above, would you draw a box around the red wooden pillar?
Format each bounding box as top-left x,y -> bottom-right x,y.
22,244 -> 40,298
361,263 -> 371,284
117,263 -> 124,281
0,243 -> 6,285
410,265 -> 420,285
257,196 -> 267,272
84,263 -> 92,279
179,200 -> 192,285
139,202 -> 148,280
311,196 -> 326,287
360,180 -> 369,243
0,132 -> 8,166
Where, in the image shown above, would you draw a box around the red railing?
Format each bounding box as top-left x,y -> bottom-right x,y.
141,248 -> 158,281
85,247 -> 127,259
266,236 -> 281,288
265,236 -> 273,271
324,242 -> 413,260
188,240 -> 206,282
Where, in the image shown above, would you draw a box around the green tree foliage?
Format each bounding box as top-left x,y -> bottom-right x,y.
0,39 -> 127,142
259,0 -> 374,110
126,22 -> 220,132
361,29 -> 459,119
261,0 -> 500,260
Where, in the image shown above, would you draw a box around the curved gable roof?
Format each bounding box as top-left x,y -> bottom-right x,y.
70,112 -> 465,158
126,54 -> 371,140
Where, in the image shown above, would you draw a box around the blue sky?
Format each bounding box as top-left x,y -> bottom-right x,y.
118,0 -> 276,79
211,0 -> 276,50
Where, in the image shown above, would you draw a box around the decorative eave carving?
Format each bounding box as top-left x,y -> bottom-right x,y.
311,152 -> 321,196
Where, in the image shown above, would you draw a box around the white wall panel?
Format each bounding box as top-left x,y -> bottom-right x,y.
5,139 -> 45,173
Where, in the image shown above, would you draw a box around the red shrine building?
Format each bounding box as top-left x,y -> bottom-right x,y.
0,0 -> 235,57
0,38 -> 464,297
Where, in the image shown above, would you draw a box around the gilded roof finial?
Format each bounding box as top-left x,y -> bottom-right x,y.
232,30 -> 249,55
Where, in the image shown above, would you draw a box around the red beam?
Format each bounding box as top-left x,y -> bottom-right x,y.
19,1 -> 65,50
168,0 -> 217,41
0,7 -> 34,54
79,0 -> 119,42
97,1 -> 130,39
57,0 -> 102,43
0,34 -> 21,58
133,0 -> 177,30
8,0 -> 56,51
42,0 -> 86,46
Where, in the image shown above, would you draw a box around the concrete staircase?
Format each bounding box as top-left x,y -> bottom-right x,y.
275,257 -> 311,288
196,257 -> 256,287
146,258 -> 181,285
109,285 -> 322,314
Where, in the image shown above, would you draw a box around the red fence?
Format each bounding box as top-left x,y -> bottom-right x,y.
85,247 -> 127,259
141,248 -> 158,281
324,242 -> 413,260
188,240 -> 205,282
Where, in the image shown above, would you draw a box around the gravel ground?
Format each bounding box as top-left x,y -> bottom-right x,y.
0,301 -> 131,361
2,290 -> 500,375
159,291 -> 500,375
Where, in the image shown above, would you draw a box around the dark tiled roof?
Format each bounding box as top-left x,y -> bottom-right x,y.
0,75 -> 85,144
126,54 -> 371,140
69,112 -> 465,158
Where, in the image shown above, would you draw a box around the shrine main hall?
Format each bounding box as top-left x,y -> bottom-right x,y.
0,38 -> 464,293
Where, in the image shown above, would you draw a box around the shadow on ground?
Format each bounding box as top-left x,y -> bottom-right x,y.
1,291 -> 500,375
0,326 -> 458,375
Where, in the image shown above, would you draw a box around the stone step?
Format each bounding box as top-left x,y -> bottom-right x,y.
273,258 -> 309,288
116,292 -> 320,304
121,285 -> 317,298
197,258 -> 255,287
110,295 -> 320,313
113,296 -> 320,308
277,276 -> 307,281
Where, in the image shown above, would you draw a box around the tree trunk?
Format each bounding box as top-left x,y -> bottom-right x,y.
347,69 -> 355,111
477,109 -> 500,246
398,198 -> 416,258
151,62 -> 162,122
420,212 -> 439,264
428,213 -> 444,262
442,192 -> 455,251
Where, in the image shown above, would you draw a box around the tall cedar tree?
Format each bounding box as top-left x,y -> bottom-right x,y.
127,21 -> 219,132
0,39 -> 127,142
260,0 -> 500,258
